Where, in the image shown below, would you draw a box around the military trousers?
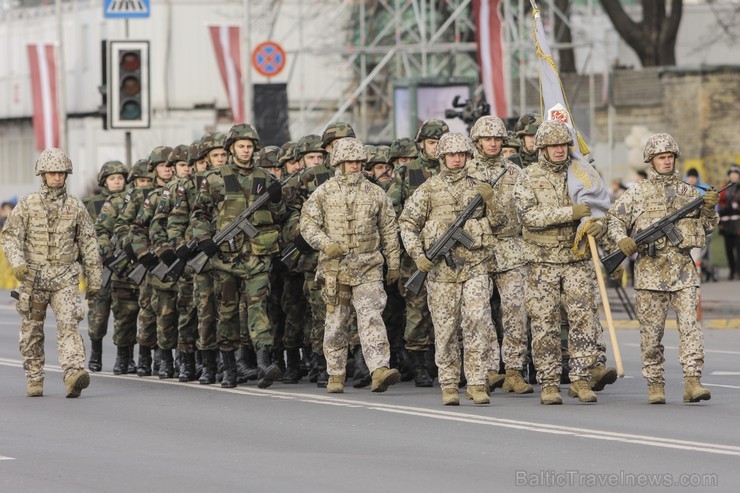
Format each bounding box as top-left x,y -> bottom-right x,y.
110,281 -> 139,347
281,271 -> 307,350
526,261 -> 599,386
303,273 -> 326,355
427,275 -> 492,389
176,272 -> 198,353
383,281 -> 405,351
19,284 -> 85,382
135,275 -> 158,349
152,282 -> 179,351
268,262 -> 287,353
400,278 -> 433,352
636,287 -> 704,384
86,283 -> 112,342
494,265 -> 529,371
194,270 -> 217,351
324,281 -> 391,376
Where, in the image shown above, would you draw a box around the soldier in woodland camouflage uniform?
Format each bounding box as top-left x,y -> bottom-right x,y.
191,123 -> 286,389
607,133 -> 719,404
388,137 -> 418,169
514,113 -> 542,168
1,148 -> 101,398
387,119 -> 451,387
513,120 -> 604,405
501,131 -> 522,167
300,137 -> 402,394
364,145 -> 393,190
468,116 -> 533,395
400,132 -> 502,405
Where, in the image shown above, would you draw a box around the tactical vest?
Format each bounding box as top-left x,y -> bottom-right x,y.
403,158 -> 435,199
521,167 -> 577,247
85,191 -> 110,221
495,168 -> 522,237
322,179 -> 382,254
25,193 -> 79,265
635,180 -> 705,252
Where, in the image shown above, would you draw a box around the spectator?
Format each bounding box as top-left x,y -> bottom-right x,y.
719,166 -> 740,280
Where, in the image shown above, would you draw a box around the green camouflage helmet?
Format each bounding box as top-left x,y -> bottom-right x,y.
470,116 -> 508,141
503,131 -> 521,150
437,132 -> 474,158
201,131 -> 227,155
515,113 -> 543,137
97,160 -> 129,187
321,122 -> 355,149
225,123 -> 261,152
35,148 -> 72,176
278,141 -> 297,165
188,138 -> 203,164
295,134 -> 326,159
643,133 -> 680,163
167,144 -> 190,166
534,121 -> 573,149
128,158 -> 151,182
148,146 -> 173,171
257,146 -> 281,168
330,137 -> 367,167
415,119 -> 450,142
367,145 -> 390,165
389,137 -> 418,160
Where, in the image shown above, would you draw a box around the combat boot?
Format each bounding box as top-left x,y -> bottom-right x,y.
502,369 -> 534,394
256,347 -> 282,389
648,383 -> 666,404
178,352 -> 197,382
371,366 -> 401,393
88,339 -> 102,373
683,376 -> 711,403
136,346 -> 152,377
195,350 -> 203,378
540,385 -> 563,405
199,350 -> 217,385
274,349 -> 286,374
316,354 -> 329,389
282,348 -> 302,384
327,375 -> 345,393
465,385 -> 491,405
27,380 -> 43,397
127,345 -> 137,374
352,346 -> 371,389
394,349 -> 414,382
159,349 -> 175,379
589,365 -> 617,391
308,353 -> 319,383
425,346 -> 438,379
113,345 -> 130,375
152,348 -> 162,374
442,387 -> 459,406
410,350 -> 433,387
568,380 -> 597,403
486,371 -> 505,393
236,345 -> 258,383
65,369 -> 90,398
220,350 -> 237,388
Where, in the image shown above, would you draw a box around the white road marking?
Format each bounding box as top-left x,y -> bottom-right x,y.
710,371 -> 740,376
625,343 -> 740,356
704,383 -> 740,390
0,455 -> 15,461
2,358 -> 739,457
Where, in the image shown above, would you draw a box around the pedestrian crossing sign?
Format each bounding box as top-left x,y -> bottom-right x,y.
104,0 -> 151,19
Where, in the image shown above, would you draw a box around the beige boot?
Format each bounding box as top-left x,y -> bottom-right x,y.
568,379 -> 597,403
442,387 -> 459,406
502,369 -> 534,394
371,366 -> 401,393
648,383 -> 666,404
589,365 -> 617,391
65,369 -> 90,399
683,376 -> 711,403
464,385 -> 491,405
540,385 -> 562,405
27,380 -> 43,397
486,371 -> 506,393
327,375 -> 345,393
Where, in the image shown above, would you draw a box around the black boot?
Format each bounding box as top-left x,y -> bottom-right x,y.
282,348 -> 302,384
316,353 -> 329,388
152,348 -> 162,374
274,349 -> 286,374
352,346 -> 371,388
179,352 -> 197,382
425,346 -> 438,379
411,350 -> 434,387
195,350 -> 203,378
236,345 -> 259,383
199,350 -> 217,385
396,349 -> 415,382
88,339 -> 102,372
137,346 -> 152,377
299,348 -> 311,379
256,347 -> 282,389
158,349 -> 175,379
220,350 -> 237,388
113,345 -> 130,375
127,345 -> 137,374
308,352 -> 319,383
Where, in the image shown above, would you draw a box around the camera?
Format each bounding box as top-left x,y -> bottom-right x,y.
444,95 -> 491,130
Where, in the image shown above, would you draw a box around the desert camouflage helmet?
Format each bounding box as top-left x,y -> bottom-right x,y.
225,123 -> 261,152
321,122 -> 356,149
35,148 -> 73,176
278,141 -> 297,165
389,137 -> 418,161
470,116 -> 508,141
295,134 -> 326,159
436,132 -> 474,157
97,160 -> 129,187
330,137 -> 367,167
188,138 -> 204,165
167,144 -> 190,166
503,131 -> 521,150
534,120 -> 573,149
148,146 -> 173,171
201,131 -> 227,155
415,119 -> 450,142
643,133 -> 680,163
515,113 -> 543,137
257,146 -> 281,168
128,159 -> 151,182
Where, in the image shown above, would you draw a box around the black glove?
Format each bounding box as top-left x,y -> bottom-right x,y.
175,244 -> 192,260
294,234 -> 315,253
198,238 -> 220,258
159,249 -> 178,266
123,243 -> 137,261
268,181 -> 282,203
139,252 -> 158,269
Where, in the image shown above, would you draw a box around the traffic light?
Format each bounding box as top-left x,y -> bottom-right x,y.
106,40 -> 150,129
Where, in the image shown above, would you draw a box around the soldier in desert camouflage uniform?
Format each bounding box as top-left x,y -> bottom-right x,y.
1,148 -> 101,398
300,137 -> 402,394
607,133 -> 719,404
399,133 -> 503,406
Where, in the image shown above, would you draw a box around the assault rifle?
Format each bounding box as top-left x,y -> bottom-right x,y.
101,234 -> 119,288
601,182 -> 736,274
127,261 -> 149,285
403,168 -> 507,296
150,239 -> 197,283
280,242 -> 301,270
187,171 -> 298,274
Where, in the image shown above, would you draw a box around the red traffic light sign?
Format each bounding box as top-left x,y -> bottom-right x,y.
252,41 -> 286,77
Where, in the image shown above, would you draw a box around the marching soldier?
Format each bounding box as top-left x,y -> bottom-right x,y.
514,113 -> 542,168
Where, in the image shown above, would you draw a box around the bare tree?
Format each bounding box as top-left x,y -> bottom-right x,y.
600,0 -> 683,67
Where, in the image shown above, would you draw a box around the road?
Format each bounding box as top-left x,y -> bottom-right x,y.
1,291 -> 739,492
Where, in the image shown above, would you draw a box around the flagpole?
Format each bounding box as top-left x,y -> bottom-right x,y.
242,0 -> 253,124
55,0 -> 67,151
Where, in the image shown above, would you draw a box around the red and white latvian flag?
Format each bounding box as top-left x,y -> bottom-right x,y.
473,0 -> 508,117
209,25 -> 244,123
27,44 -> 60,150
